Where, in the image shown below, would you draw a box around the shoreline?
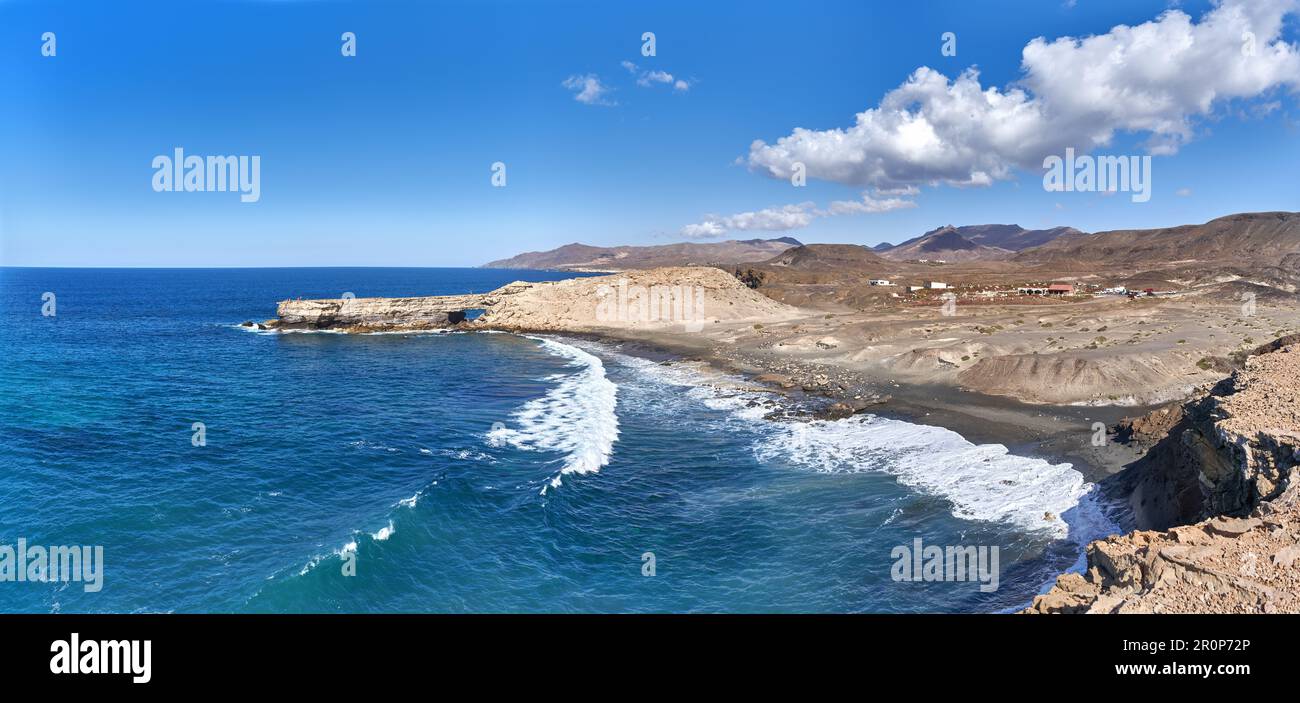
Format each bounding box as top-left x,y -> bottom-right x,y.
556,326 -> 1151,489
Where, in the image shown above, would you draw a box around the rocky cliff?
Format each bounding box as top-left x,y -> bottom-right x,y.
269,267 -> 799,333
1025,344 -> 1300,613
273,293 -> 493,331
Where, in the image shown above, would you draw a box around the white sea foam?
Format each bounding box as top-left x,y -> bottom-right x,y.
296,520 -> 397,576
487,336 -> 620,491
230,323 -> 461,337
754,415 -> 1113,539
587,338 -> 1117,543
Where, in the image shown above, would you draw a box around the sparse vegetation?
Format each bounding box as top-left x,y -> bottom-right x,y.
732,267 -> 766,289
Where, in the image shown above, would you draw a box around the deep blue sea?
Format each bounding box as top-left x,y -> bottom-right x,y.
0,267 -> 1118,613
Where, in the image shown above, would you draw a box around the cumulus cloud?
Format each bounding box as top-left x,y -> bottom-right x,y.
746,0 -> 1300,189
622,60 -> 692,91
827,192 -> 919,215
562,74 -> 615,106
681,203 -> 817,239
680,191 -> 915,238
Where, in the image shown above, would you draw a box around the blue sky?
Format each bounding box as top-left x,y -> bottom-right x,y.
1,0 -> 1297,267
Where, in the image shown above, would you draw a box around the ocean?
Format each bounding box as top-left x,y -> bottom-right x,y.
0,267 -> 1118,613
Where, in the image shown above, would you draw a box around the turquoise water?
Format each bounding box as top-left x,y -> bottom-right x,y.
0,267 -> 1116,612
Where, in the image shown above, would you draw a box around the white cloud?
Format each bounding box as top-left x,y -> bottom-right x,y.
746,0 -> 1300,189
681,191 -> 915,238
827,192 -> 919,215
1176,187 -> 1193,196
679,221 -> 729,239
562,74 -> 615,106
680,203 -> 817,239
638,70 -> 674,87
622,61 -> 693,92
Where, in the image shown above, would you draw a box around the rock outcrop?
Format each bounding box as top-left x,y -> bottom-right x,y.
1025,344 -> 1300,614
272,267 -> 800,333
275,293 -> 491,331
477,266 -> 798,332
1023,483 -> 1300,613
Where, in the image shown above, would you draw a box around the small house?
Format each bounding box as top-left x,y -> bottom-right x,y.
1047,284 -> 1075,295
926,281 -> 948,290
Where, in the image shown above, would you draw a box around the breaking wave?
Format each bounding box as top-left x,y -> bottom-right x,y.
754,415 -> 1113,539
486,337 -> 620,491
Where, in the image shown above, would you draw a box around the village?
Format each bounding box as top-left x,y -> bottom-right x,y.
863,277 -> 1172,306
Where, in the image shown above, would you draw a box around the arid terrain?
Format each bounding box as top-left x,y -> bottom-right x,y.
271,210 -> 1300,613
1025,344 -> 1300,614
467,213 -> 1300,408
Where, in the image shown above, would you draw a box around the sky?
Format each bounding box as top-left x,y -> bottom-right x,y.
1,0 -> 1298,267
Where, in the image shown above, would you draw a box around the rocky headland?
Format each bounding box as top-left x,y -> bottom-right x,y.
1025,344 -> 1300,613
263,255 -> 1300,613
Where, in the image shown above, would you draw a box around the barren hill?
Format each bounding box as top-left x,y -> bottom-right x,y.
761,243 -> 894,270
878,224 -> 1083,262
1017,212 -> 1300,268
483,237 -> 802,271
478,266 -> 801,332
878,226 -> 1010,262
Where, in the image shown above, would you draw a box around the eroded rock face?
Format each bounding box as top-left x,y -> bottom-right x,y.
273,267 -> 800,333
275,294 -> 490,331
1111,346 -> 1300,533
1024,483 -> 1300,614
1026,344 -> 1300,614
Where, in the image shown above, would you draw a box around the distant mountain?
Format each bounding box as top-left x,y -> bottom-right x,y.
871,242 -> 894,252
761,243 -> 893,270
482,237 -> 802,270
958,224 -> 1085,251
878,224 -> 1082,262
1015,212 -> 1300,267
878,226 -> 1012,262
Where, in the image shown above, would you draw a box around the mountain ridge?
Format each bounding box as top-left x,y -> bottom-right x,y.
878,224 -> 1084,262
482,237 -> 803,270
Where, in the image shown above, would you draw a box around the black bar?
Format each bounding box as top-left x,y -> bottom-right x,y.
0,614 -> 1287,689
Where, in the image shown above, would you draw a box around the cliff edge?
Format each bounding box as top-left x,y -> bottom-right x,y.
1025,344 -> 1300,613
270,267 -> 800,333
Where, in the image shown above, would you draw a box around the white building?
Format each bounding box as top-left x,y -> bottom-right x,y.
926,281 -> 948,289
869,279 -> 892,286
907,285 -> 924,293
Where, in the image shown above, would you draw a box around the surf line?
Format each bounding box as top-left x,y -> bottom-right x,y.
487,336 -> 620,494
